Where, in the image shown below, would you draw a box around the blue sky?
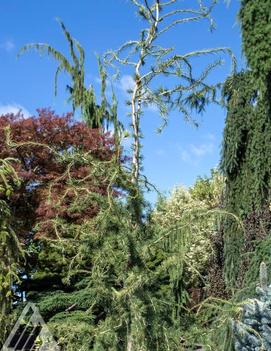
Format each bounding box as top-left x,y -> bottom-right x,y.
0,0 -> 244,203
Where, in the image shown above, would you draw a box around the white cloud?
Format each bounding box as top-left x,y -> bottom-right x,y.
190,143 -> 214,157
178,141 -> 215,165
0,104 -> 31,118
119,75 -> 135,93
0,40 -> 15,52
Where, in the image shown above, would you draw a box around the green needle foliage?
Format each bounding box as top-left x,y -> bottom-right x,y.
220,0 -> 271,293
21,150 -> 228,350
7,2 -> 271,350
104,0 -> 235,186
24,149 -> 182,350
19,19 -> 117,130
239,0 -> 271,85
0,156 -> 24,344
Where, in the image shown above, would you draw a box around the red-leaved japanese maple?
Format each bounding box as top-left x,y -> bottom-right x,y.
0,108 -> 116,240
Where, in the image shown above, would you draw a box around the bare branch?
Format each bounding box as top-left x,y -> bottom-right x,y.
103,0 -> 234,186
159,0 -> 177,7
160,8 -> 205,21
159,15 -> 208,36
144,0 -> 157,21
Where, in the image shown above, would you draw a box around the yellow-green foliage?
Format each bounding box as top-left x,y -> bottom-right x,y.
0,157 -> 23,345
190,169 -> 225,208
152,171 -> 224,286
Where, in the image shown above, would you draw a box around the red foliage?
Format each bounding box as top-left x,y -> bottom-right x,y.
0,108 -> 115,239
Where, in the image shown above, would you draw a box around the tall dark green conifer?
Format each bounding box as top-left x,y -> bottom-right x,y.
221,0 -> 271,291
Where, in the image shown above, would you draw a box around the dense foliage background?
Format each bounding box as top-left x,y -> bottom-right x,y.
1,0 -> 271,350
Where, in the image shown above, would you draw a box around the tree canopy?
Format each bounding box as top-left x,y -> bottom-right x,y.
1,0 -> 271,350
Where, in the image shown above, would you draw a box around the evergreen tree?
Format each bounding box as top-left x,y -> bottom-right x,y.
220,0 -> 271,292
0,156 -> 23,344
0,110 -> 119,349
19,20 -> 117,130
24,148 -> 185,350
104,0 -> 234,224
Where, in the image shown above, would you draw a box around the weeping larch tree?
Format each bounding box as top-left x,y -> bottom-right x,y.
220,0 -> 271,292
0,1 -> 237,350
104,0 -> 234,222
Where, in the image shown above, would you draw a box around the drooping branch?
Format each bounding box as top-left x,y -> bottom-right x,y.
104,0 -> 234,186
19,19 -> 118,130
0,157 -> 23,324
